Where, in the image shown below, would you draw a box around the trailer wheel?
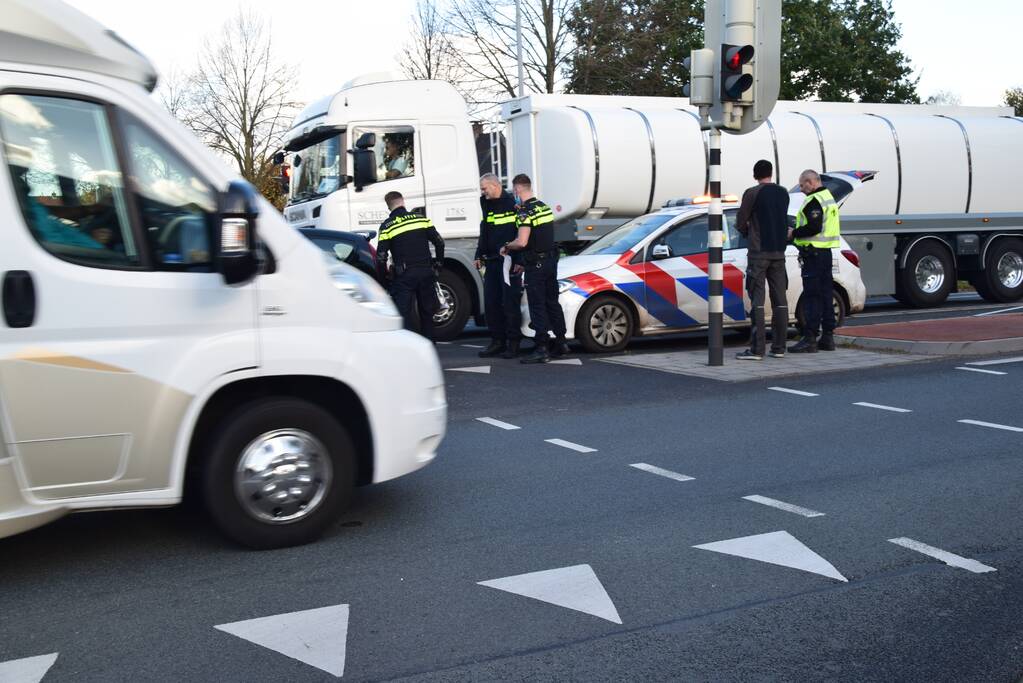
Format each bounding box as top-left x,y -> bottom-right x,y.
577,295 -> 634,353
431,269 -> 471,341
898,241 -> 954,307
974,238 -> 1023,303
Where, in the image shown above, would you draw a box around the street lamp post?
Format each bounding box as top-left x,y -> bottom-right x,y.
515,0 -> 524,97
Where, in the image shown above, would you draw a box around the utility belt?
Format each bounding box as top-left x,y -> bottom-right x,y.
523,248 -> 558,265
796,245 -> 832,254
395,259 -> 433,275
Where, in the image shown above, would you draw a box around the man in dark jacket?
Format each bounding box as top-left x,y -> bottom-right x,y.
377,191 -> 445,339
734,160 -> 790,360
475,173 -> 523,358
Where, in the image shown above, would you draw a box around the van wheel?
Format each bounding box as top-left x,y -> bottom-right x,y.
795,291 -> 847,331
431,269 -> 471,341
577,295 -> 634,353
974,238 -> 1023,303
202,398 -> 354,549
898,241 -> 954,307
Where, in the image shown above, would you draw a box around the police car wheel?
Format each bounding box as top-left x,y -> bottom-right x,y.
578,295 -> 634,353
202,398 -> 355,549
974,238 -> 1023,303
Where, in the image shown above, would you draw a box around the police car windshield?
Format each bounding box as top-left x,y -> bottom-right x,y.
578,213 -> 677,255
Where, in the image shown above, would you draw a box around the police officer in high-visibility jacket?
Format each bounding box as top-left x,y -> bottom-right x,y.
475,173 -> 523,359
501,173 -> 568,364
377,191 -> 444,339
788,169 -> 841,353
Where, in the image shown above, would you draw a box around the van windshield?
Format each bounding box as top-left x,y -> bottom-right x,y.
578,212 -> 678,255
290,132 -> 346,204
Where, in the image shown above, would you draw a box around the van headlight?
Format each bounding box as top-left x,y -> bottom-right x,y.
330,267 -> 400,317
558,279 -> 575,294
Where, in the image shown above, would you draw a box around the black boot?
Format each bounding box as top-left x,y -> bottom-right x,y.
520,344 -> 550,364
788,336 -> 818,353
501,340 -> 521,359
478,340 -> 506,358
550,339 -> 571,358
818,334 -> 836,351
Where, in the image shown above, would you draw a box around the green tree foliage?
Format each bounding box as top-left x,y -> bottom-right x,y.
1006,87 -> 1023,116
567,0 -> 919,103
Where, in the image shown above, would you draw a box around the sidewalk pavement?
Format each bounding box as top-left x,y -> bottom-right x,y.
837,312 -> 1023,355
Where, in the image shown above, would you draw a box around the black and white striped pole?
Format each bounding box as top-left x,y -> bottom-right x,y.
707,129 -> 724,366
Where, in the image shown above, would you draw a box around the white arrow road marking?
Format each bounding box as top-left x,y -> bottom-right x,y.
215,604 -> 350,678
694,530 -> 847,582
958,419 -> 1023,433
550,358 -> 583,365
889,538 -> 996,574
545,438 -> 597,453
966,356 -> 1023,366
476,417 -> 520,430
629,463 -> 695,482
446,366 -> 491,374
742,495 -> 825,518
853,402 -> 912,413
956,367 -> 1007,375
768,387 -> 819,397
479,564 -> 622,624
0,653 -> 59,683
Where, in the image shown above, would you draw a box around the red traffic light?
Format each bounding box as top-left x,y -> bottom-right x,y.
723,44 -> 754,70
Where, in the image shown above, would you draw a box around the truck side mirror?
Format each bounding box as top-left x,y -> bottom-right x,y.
651,243 -> 672,260
217,180 -> 260,285
271,151 -> 285,165
352,148 -> 376,192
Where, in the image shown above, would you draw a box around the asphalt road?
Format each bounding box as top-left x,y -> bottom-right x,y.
3,314 -> 1023,681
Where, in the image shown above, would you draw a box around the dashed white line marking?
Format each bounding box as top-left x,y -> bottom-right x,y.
958,419 -> 1023,433
436,341 -> 453,345
956,366 -> 1007,375
966,356 -> 1023,366
889,537 -> 996,573
476,417 -> 520,431
629,463 -> 695,482
461,344 -> 485,349
545,438 -> 597,453
768,387 -> 819,397
853,402 -> 912,413
742,495 -> 825,518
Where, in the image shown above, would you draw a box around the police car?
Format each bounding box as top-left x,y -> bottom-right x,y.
528,172 -> 870,352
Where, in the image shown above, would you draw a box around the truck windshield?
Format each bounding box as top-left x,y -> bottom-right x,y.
578,212 -> 678,255
290,132 -> 346,204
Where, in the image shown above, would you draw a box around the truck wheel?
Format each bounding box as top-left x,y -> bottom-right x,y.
202,398 -> 355,549
795,291 -> 847,331
898,241 -> 954,307
577,295 -> 634,353
975,238 -> 1023,303
431,269 -> 471,342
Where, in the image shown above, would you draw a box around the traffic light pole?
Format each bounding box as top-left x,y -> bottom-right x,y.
707,127 -> 724,366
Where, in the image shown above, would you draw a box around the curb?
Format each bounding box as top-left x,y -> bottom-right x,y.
835,334 -> 1023,356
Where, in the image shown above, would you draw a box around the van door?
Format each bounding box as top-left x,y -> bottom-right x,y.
348,123 -> 426,230
0,80 -> 257,500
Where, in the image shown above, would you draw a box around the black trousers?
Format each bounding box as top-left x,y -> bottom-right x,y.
746,257 -> 789,355
799,249 -> 835,337
483,257 -> 523,344
524,256 -> 566,347
392,266 -> 437,339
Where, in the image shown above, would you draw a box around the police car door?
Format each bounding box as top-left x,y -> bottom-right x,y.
723,210 -> 750,324
640,215 -> 712,330
349,123 -> 426,230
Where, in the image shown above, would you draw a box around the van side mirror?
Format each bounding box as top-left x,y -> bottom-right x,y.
651,243 -> 672,260
217,180 -> 260,285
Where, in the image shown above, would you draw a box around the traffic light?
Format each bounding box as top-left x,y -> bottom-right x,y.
720,43 -> 754,102
683,48 -> 716,106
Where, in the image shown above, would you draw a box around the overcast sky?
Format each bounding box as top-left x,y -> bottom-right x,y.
66,0 -> 1022,108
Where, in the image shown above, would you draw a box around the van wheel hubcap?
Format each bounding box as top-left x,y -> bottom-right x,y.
235,429 -> 332,524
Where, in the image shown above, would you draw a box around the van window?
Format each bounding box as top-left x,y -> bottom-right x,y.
352,126 -> 415,185
0,94 -> 139,266
120,113 -> 217,270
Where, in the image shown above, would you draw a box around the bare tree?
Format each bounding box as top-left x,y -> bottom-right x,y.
446,0 -> 575,100
163,9 -> 299,206
401,0 -> 459,81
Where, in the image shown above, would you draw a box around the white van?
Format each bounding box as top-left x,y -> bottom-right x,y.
0,1 -> 445,548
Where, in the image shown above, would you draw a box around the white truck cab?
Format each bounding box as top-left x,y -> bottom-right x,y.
0,0 -> 445,548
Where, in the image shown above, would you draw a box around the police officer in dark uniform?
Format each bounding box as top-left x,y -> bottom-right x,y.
475,173 -> 523,359
377,191 -> 444,339
500,173 -> 568,364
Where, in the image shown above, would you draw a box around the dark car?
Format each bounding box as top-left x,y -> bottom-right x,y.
298,228 -> 384,284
